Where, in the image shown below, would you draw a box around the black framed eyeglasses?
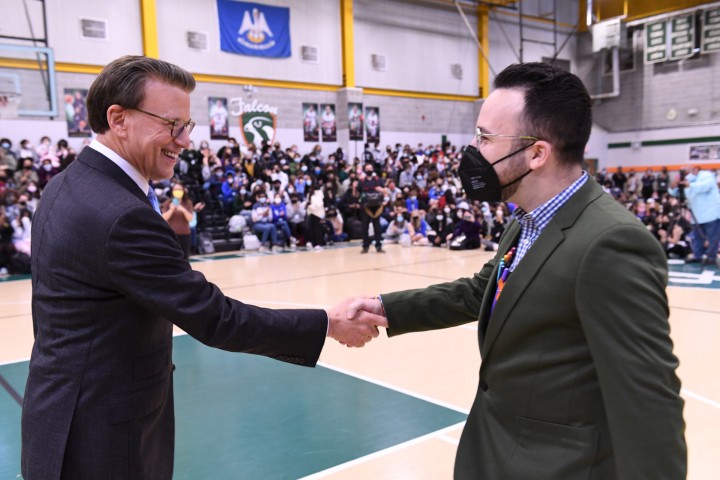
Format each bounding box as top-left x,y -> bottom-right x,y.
132,108 -> 196,139
476,127 -> 539,145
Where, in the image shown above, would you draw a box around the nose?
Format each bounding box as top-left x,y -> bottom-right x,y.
175,126 -> 192,148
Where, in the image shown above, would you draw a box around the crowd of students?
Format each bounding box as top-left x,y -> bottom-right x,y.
1,134 -> 718,274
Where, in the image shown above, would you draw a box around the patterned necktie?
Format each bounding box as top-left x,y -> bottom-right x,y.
147,187 -> 161,214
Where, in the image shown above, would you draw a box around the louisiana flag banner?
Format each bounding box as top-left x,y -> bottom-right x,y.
217,0 -> 291,58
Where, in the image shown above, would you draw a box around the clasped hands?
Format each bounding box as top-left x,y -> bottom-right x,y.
326,296 -> 387,348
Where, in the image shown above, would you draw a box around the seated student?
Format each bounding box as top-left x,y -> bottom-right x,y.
384,213 -> 408,243
447,210 -> 482,251
406,210 -> 430,246
286,193 -> 307,244
270,193 -> 296,250
251,191 -> 280,252
325,208 -> 348,244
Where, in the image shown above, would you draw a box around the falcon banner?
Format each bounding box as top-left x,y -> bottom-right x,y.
217,0 -> 291,58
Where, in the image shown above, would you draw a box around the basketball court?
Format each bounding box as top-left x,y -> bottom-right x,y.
1,243 -> 718,479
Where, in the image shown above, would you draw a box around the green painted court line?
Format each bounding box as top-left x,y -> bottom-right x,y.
0,336 -> 467,480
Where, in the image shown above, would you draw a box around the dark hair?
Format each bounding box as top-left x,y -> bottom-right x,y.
87,55 -> 196,134
493,62 -> 591,165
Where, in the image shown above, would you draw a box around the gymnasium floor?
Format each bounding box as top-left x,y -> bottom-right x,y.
1,243 -> 718,479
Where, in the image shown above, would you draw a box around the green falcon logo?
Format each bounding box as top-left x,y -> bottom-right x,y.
241,112 -> 276,145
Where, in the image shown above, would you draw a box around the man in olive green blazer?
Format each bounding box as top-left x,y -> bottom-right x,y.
351,63 -> 686,479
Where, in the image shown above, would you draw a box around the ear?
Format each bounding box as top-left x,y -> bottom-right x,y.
528,140 -> 551,170
106,105 -> 129,138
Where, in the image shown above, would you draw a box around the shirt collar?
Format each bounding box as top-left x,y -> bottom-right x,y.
512,171 -> 588,230
88,140 -> 149,195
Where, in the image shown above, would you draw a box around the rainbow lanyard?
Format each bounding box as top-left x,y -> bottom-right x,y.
491,247 -> 516,314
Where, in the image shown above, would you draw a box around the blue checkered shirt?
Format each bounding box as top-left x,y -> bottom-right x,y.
508,171 -> 588,272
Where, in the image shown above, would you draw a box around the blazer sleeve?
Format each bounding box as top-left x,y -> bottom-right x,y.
576,222 -> 687,478
105,206 -> 327,367
381,256 -> 496,337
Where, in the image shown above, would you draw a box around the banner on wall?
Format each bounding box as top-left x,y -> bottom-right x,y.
230,97 -> 278,147
320,103 -> 336,142
365,106 -> 380,144
689,144 -> 720,161
302,103 -> 319,142
348,102 -> 363,141
63,88 -> 91,137
217,0 -> 291,58
208,97 -> 229,139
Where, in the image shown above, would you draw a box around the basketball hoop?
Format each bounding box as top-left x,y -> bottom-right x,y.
0,92 -> 22,119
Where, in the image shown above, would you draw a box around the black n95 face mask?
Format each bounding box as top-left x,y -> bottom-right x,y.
458,144 -> 535,202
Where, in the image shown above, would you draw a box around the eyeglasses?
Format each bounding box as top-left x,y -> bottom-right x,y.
132,108 -> 196,139
476,128 -> 539,145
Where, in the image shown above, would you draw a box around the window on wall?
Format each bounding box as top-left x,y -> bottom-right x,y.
603,26 -> 639,75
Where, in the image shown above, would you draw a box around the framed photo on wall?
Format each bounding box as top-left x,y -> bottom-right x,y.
302,103 -> 319,142
365,106 -> 380,144
208,97 -> 229,139
63,88 -> 91,137
348,102 -> 363,141
320,103 -> 336,142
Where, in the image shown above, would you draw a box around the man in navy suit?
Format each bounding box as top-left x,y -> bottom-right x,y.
22,55 -> 386,480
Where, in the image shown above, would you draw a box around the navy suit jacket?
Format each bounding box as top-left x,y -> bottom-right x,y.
22,146 -> 327,479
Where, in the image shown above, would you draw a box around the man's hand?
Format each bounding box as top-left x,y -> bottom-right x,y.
326,295 -> 388,347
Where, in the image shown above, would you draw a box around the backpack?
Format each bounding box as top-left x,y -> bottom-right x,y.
198,232 -> 215,254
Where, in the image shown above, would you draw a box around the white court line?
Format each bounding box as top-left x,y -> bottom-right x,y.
0,357 -> 29,366
437,433 -> 460,446
297,421 -> 466,480
318,362 -> 469,415
682,388 -> 720,409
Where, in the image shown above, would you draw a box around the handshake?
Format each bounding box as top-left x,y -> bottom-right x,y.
325,296 -> 388,348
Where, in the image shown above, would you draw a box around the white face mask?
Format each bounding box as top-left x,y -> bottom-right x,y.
43,164 -> 53,172
274,198 -> 281,205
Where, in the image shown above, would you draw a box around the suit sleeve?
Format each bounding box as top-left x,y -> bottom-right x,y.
105,206 -> 327,367
381,257 -> 496,337
576,223 -> 686,478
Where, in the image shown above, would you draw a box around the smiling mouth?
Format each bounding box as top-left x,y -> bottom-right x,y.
162,149 -> 179,160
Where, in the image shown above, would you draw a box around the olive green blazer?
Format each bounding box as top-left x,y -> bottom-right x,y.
382,178 -> 686,479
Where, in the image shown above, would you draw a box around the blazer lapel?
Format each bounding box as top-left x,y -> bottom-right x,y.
77,146 -> 150,206
481,177 -> 605,360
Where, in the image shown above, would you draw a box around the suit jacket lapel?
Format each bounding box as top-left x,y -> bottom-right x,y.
76,146 -> 150,206
481,178 -> 605,360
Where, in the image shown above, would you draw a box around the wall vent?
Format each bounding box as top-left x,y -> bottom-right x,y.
187,31 -> 209,51
451,63 -> 463,79
80,18 -> 108,40
300,45 -> 318,63
371,54 -> 387,72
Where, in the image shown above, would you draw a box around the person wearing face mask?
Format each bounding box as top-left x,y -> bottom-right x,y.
285,193 -> 307,243
383,212 -> 408,244
348,62 -> 685,479
14,158 -> 39,188
446,209 -> 482,251
37,156 -> 60,188
359,164 -> 386,253
161,183 -> 194,259
270,193 -> 296,250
